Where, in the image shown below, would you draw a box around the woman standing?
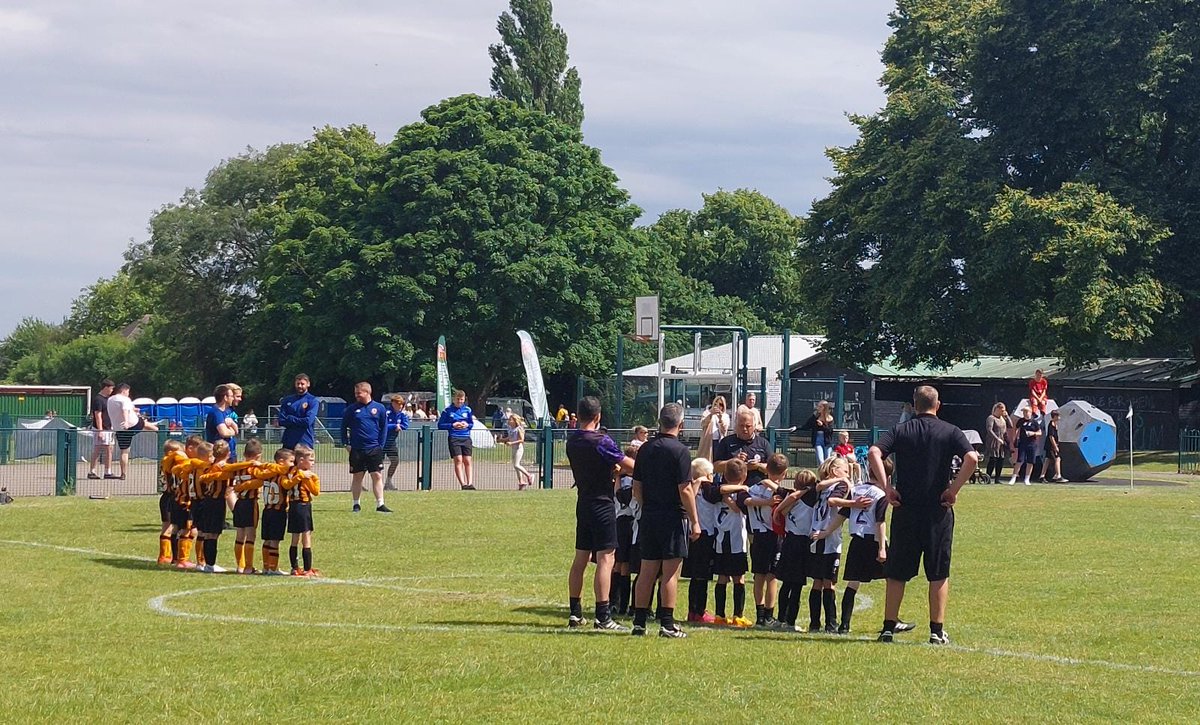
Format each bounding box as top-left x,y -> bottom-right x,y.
800,401 -> 835,464
505,413 -> 535,490
984,402 -> 1010,483
697,395 -> 730,461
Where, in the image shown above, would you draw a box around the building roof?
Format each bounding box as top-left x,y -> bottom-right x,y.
623,335 -> 826,378
867,357 -> 1200,385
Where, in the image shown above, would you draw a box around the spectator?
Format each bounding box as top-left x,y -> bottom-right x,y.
505,413 -> 534,490
87,379 -> 116,480
568,413 -> 578,429
984,403 -> 1009,484
107,382 -> 158,479
800,400 -> 835,464
342,382 -> 391,512
278,374 -> 318,450
898,402 -> 915,424
383,395 -> 410,490
697,395 -> 730,461
736,392 -> 764,433
1008,408 -> 1041,486
412,403 -> 428,421
243,409 -> 259,436
1029,369 -> 1049,415
556,404 -> 569,427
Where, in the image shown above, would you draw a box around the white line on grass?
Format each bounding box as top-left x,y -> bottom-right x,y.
0,538 -> 155,562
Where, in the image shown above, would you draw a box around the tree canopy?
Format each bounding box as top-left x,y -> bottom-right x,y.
489,0 -> 584,128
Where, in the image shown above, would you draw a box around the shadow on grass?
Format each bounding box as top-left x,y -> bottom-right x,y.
92,557 -> 164,572
118,525 -> 163,532
511,605 -> 564,618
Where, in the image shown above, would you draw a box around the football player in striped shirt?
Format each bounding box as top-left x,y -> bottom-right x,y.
612,445 -> 641,617
194,441 -> 233,572
744,453 -> 788,627
683,458 -> 719,624
284,444 -> 321,577
235,448 -> 294,575
774,469 -> 819,631
807,456 -> 859,633
171,441 -> 215,569
712,459 -> 751,628
157,439 -> 188,564
201,439 -> 264,574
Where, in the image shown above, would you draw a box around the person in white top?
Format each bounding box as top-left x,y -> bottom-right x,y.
106,382 -> 158,479
736,392 -> 764,433
697,396 -> 730,461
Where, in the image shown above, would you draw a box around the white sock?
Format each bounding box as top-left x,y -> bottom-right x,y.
1023,477 -> 1030,484
352,498 -> 360,506
376,498 -> 385,508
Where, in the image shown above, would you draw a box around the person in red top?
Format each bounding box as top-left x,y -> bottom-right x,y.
1028,369 -> 1049,414
833,430 -> 855,457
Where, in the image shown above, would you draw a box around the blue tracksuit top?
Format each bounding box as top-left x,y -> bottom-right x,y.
386,408 -> 410,442
278,392 -> 319,449
438,404 -> 474,440
341,400 -> 388,450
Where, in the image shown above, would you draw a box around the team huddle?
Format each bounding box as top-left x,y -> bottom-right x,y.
155,435 -> 321,577
567,385 -> 977,642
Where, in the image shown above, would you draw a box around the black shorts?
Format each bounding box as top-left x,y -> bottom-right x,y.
575,498 -> 617,552
193,499 -> 225,535
638,511 -> 689,561
384,437 -> 400,463
681,532 -> 714,580
808,552 -> 841,582
615,516 -> 636,563
261,508 -> 287,541
775,533 -> 810,584
750,530 -> 780,576
713,551 -> 748,577
169,500 -> 191,530
159,492 -> 172,523
115,420 -> 145,450
1044,448 -> 1059,461
287,502 -> 314,534
232,498 -> 259,529
843,534 -> 885,583
885,506 -> 954,582
349,447 -> 384,474
448,437 -> 473,457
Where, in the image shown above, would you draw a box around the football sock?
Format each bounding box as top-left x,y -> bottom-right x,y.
203,538 -> 218,567
632,607 -> 648,628
883,618 -> 898,633
569,597 -> 583,619
263,544 -> 277,570
595,600 -> 610,623
302,548 -> 312,571
733,583 -> 746,618
841,588 -> 857,630
655,606 -> 668,624
234,539 -> 245,570
764,606 -> 774,620
289,546 -> 299,571
618,574 -> 631,614
808,588 -> 822,628
169,533 -> 179,562
756,605 -> 765,622
609,572 -> 621,609
661,610 -> 677,630
693,579 -> 708,614
243,543 -> 255,570
352,497 -> 360,507
822,588 -> 837,627
776,582 -> 792,621
194,536 -> 205,565
930,621 -> 944,636
180,536 -> 193,562
786,584 -> 804,625
158,535 -> 171,560
714,583 -> 727,618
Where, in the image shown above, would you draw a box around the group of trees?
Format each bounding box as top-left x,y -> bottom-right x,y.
4,0 -> 1199,410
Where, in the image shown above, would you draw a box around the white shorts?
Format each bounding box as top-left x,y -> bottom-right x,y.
93,430 -> 114,446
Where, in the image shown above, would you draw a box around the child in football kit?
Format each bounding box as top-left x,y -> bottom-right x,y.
813,457 -> 887,634
171,441 -> 215,568
157,440 -> 188,564
744,453 -> 787,627
194,441 -> 233,572
713,459 -> 752,628
683,458 -> 719,624
284,444 -> 321,577
613,445 -> 641,617
235,448 -> 294,575
807,455 -> 860,633
202,438 -> 264,574
774,469 -> 819,630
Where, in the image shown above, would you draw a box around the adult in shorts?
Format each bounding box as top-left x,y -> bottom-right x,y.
868,385 -> 977,645
87,379 -> 116,479
341,382 -> 390,513
107,382 -> 158,479
437,389 -> 476,490
564,396 -> 634,631
630,403 -> 700,638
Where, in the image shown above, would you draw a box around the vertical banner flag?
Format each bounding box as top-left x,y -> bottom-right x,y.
436,335 -> 451,413
517,330 -> 552,423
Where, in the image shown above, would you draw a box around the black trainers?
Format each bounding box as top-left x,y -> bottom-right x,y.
894,620 -> 916,633
878,629 -> 895,643
461,484 -> 477,491
594,618 -> 628,632
568,615 -> 589,629
756,617 -> 779,629
658,625 -> 687,638
352,503 -> 361,513
929,631 -> 951,645
630,624 -> 646,636
376,504 -> 393,513
836,624 -> 850,635
823,624 -> 838,634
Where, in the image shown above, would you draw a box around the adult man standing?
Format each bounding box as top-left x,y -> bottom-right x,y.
278,374 -> 318,450
713,409 -> 773,486
87,379 -> 116,480
736,392 -> 764,433
341,382 -> 391,514
868,385 -> 978,646
630,402 -> 699,638
205,384 -> 238,452
437,390 -> 476,491
565,396 -> 634,631
107,383 -> 158,480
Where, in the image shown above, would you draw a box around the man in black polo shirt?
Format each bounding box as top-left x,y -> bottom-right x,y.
713,409 -> 772,485
565,396 -> 634,631
868,385 -> 978,645
631,403 -> 700,638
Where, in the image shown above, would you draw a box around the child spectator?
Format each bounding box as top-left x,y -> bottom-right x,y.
833,430 -> 855,457
1040,410 -> 1066,483
1029,369 -> 1049,414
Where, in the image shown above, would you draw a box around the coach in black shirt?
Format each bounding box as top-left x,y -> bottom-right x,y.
630,402 -> 699,638
713,409 -> 773,485
868,385 -> 977,645
565,396 -> 634,631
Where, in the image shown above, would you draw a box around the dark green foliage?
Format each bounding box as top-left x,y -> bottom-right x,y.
489,0 -> 584,128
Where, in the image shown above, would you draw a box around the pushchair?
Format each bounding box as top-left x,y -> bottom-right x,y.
952,430 -> 989,484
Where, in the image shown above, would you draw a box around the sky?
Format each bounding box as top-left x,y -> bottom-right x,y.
0,0 -> 895,338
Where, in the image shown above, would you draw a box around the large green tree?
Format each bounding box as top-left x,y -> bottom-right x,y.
259,96 -> 646,406
489,0 -> 584,128
807,0 -> 1195,366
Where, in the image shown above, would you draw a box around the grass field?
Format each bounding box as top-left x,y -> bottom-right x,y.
2,482 -> 1199,723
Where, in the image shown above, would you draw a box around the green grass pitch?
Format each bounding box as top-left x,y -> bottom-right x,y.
1,482 -> 1198,722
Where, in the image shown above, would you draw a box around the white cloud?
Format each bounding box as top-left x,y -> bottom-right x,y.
0,0 -> 893,336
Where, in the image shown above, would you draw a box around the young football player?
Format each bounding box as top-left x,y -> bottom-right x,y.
683,457 -> 719,624
203,439 -> 264,574
744,453 -> 787,627
284,444 -> 321,576
807,455 -> 857,632
712,459 -> 751,628
774,469 -> 819,631
157,439 -> 188,564
194,441 -> 232,572
613,445 -> 641,617
235,448 -> 295,575
169,436 -> 207,569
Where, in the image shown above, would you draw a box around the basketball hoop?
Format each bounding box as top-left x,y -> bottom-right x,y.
628,334 -> 652,344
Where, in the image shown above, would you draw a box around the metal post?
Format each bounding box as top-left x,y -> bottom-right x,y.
758,367 -> 767,424
540,423 -> 555,489
56,428 -> 76,496
615,335 -> 625,429
781,330 -> 791,427
835,375 -> 845,428
0,412 -> 11,465
767,426 -> 777,451
417,426 -> 433,491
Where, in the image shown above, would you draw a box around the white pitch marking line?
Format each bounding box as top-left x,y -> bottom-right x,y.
0,538 -> 155,562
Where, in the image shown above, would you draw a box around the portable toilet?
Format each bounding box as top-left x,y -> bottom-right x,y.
179,396 -> 202,430
155,397 -> 180,426
200,396 -> 217,423
132,397 -> 156,420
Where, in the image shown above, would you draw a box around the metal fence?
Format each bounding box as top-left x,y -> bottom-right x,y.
1181,429 -> 1200,474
